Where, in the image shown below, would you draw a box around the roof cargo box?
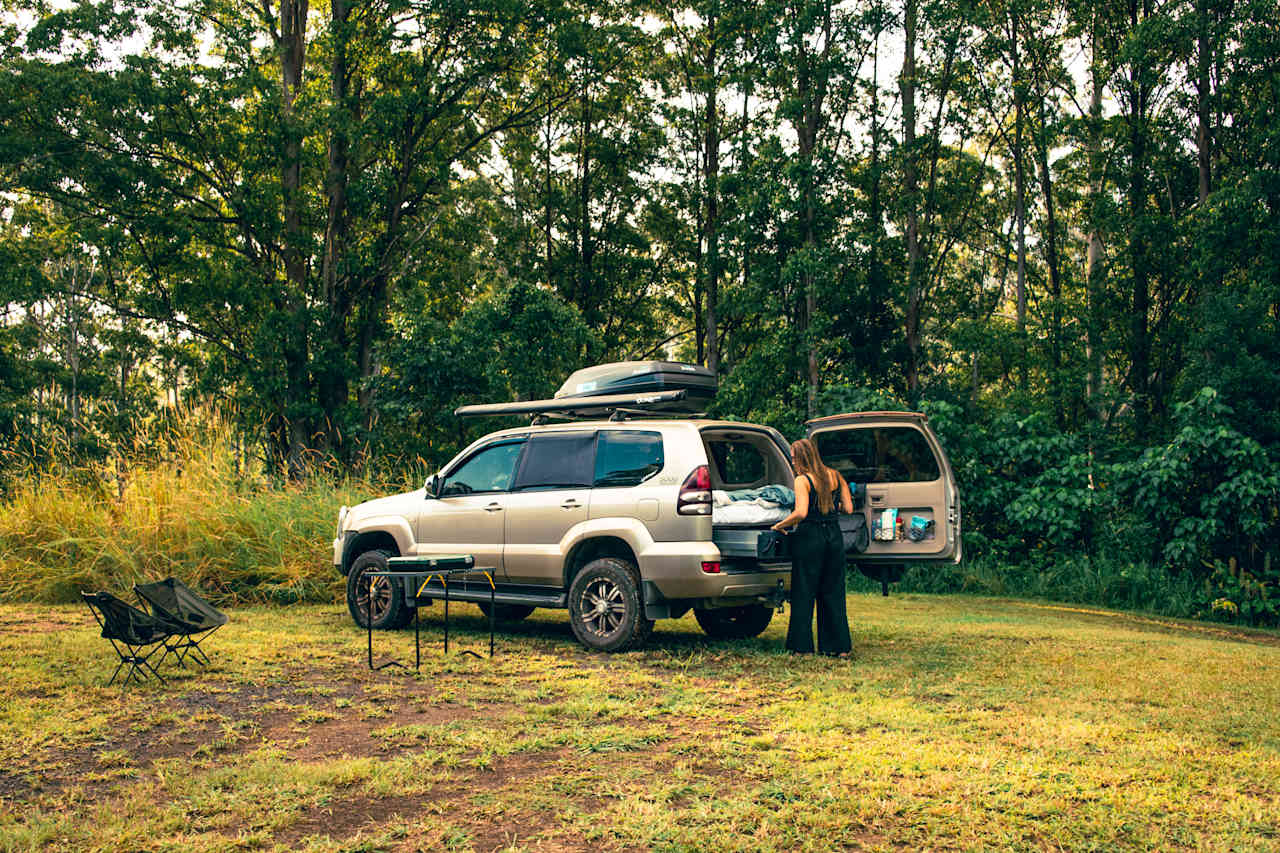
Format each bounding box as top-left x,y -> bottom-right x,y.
555,361 -> 716,410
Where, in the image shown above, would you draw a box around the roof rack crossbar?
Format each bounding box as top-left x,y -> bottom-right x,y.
455,389 -> 688,419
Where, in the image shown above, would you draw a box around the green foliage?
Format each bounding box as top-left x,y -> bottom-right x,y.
3,0 -> 1280,627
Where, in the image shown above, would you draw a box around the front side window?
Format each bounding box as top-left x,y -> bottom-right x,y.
594,431 -> 664,487
441,441 -> 524,495
815,427 -> 940,483
512,432 -> 597,490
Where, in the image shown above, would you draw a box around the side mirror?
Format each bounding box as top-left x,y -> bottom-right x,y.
425,474 -> 440,499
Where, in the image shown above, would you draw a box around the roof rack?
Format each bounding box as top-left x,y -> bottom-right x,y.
454,389 -> 696,423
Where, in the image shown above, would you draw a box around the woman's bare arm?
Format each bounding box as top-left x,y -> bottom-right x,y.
771,475 -> 809,531
835,470 -> 853,514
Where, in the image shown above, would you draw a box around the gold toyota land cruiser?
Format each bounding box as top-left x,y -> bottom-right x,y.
333,362 -> 961,652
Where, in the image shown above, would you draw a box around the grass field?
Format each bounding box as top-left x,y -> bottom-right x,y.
1,593 -> 1278,852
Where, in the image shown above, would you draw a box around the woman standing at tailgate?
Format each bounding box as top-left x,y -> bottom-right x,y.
771,438 -> 853,655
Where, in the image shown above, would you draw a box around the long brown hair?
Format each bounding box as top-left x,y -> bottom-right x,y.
791,438 -> 835,514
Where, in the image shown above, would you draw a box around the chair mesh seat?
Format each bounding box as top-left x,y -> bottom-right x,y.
134,577 -> 228,669
135,578 -> 229,632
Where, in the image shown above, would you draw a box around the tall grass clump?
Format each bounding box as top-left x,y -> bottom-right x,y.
0,416 -> 395,605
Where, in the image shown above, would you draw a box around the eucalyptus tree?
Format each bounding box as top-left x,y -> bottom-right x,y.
3,0 -> 572,474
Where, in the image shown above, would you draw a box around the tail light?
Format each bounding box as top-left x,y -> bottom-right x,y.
701,561 -> 721,574
677,465 -> 712,515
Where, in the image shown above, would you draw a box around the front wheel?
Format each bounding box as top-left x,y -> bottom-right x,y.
346,549 -> 414,630
567,557 -> 653,652
694,604 -> 774,639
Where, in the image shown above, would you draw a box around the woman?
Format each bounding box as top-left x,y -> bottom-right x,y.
771,438 -> 854,655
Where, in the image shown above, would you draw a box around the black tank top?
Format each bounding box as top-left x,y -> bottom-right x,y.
802,472 -> 840,523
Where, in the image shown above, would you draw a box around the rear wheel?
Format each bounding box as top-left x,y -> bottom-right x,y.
346,549 -> 414,630
694,604 -> 774,639
476,602 -> 536,622
568,557 -> 653,652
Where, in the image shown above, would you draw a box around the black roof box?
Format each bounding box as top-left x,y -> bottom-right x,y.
555,361 -> 716,408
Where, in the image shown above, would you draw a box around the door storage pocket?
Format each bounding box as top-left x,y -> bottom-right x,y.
840,514 -> 869,554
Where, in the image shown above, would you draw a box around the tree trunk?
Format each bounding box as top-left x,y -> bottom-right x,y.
1127,0 -> 1152,434
1084,17 -> 1105,419
1011,8 -> 1028,392
279,0 -> 311,478
319,0 -> 353,456
901,0 -> 922,393
1196,0 -> 1211,203
1034,76 -> 1063,423
703,9 -> 720,376
577,74 -> 594,320
796,0 -> 832,416
544,60 -> 554,291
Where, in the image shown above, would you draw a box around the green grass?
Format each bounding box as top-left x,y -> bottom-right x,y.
2,594 -> 1278,851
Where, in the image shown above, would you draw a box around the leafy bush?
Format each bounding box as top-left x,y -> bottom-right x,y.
1116,388 -> 1279,576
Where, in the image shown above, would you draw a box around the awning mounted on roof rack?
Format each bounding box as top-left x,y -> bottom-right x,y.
454,389 -> 689,419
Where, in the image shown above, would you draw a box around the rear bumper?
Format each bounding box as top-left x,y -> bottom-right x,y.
639,538 -> 791,601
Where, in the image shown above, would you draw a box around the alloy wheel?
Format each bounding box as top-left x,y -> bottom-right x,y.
578,577 -> 626,637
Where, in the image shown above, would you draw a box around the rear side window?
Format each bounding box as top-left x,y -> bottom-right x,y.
594,431 -> 664,487
707,440 -> 767,486
815,427 -> 940,483
513,432 -> 597,490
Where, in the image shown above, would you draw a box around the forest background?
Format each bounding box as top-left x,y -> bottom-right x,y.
0,0 -> 1277,624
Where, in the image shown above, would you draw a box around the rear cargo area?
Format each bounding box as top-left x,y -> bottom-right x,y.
701,427 -> 794,560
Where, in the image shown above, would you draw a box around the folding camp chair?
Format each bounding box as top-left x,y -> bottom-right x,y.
133,577 -> 228,668
81,591 -> 174,686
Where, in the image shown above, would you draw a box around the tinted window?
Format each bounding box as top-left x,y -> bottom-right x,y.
595,431 -> 664,487
513,432 -> 596,490
708,440 -> 766,486
441,441 -> 524,495
815,427 -> 940,483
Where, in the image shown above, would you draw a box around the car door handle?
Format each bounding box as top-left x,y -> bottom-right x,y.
560,499 -> 582,509
484,502 -> 503,512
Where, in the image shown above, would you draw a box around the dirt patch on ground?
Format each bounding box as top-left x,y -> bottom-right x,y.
6,673 -> 498,805
278,748 -> 575,848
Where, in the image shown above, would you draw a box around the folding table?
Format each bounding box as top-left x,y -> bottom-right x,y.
364,554 -> 497,670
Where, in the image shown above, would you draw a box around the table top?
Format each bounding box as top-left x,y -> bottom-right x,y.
386,554 -> 475,570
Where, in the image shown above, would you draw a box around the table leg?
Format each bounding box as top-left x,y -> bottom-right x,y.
414,591 -> 420,671
489,577 -> 495,658
444,581 -> 450,655
366,575 -> 373,670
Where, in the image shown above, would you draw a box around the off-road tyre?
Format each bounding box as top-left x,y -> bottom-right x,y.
346,549 -> 415,630
694,604 -> 774,639
476,602 -> 536,622
567,557 -> 653,652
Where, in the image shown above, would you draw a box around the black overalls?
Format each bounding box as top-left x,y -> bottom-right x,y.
785,473 -> 852,654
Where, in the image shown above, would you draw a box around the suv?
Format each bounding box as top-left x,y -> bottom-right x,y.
333,408 -> 961,652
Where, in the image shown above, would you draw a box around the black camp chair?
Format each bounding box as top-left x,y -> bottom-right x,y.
81,591 -> 174,686
134,577 -> 228,668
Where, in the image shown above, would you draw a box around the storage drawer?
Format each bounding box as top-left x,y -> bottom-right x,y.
712,527 -> 789,559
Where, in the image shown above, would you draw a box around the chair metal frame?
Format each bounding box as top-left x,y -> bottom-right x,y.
81,591 -> 172,687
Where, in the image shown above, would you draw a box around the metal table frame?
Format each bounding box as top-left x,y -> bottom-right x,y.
364,559 -> 497,670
